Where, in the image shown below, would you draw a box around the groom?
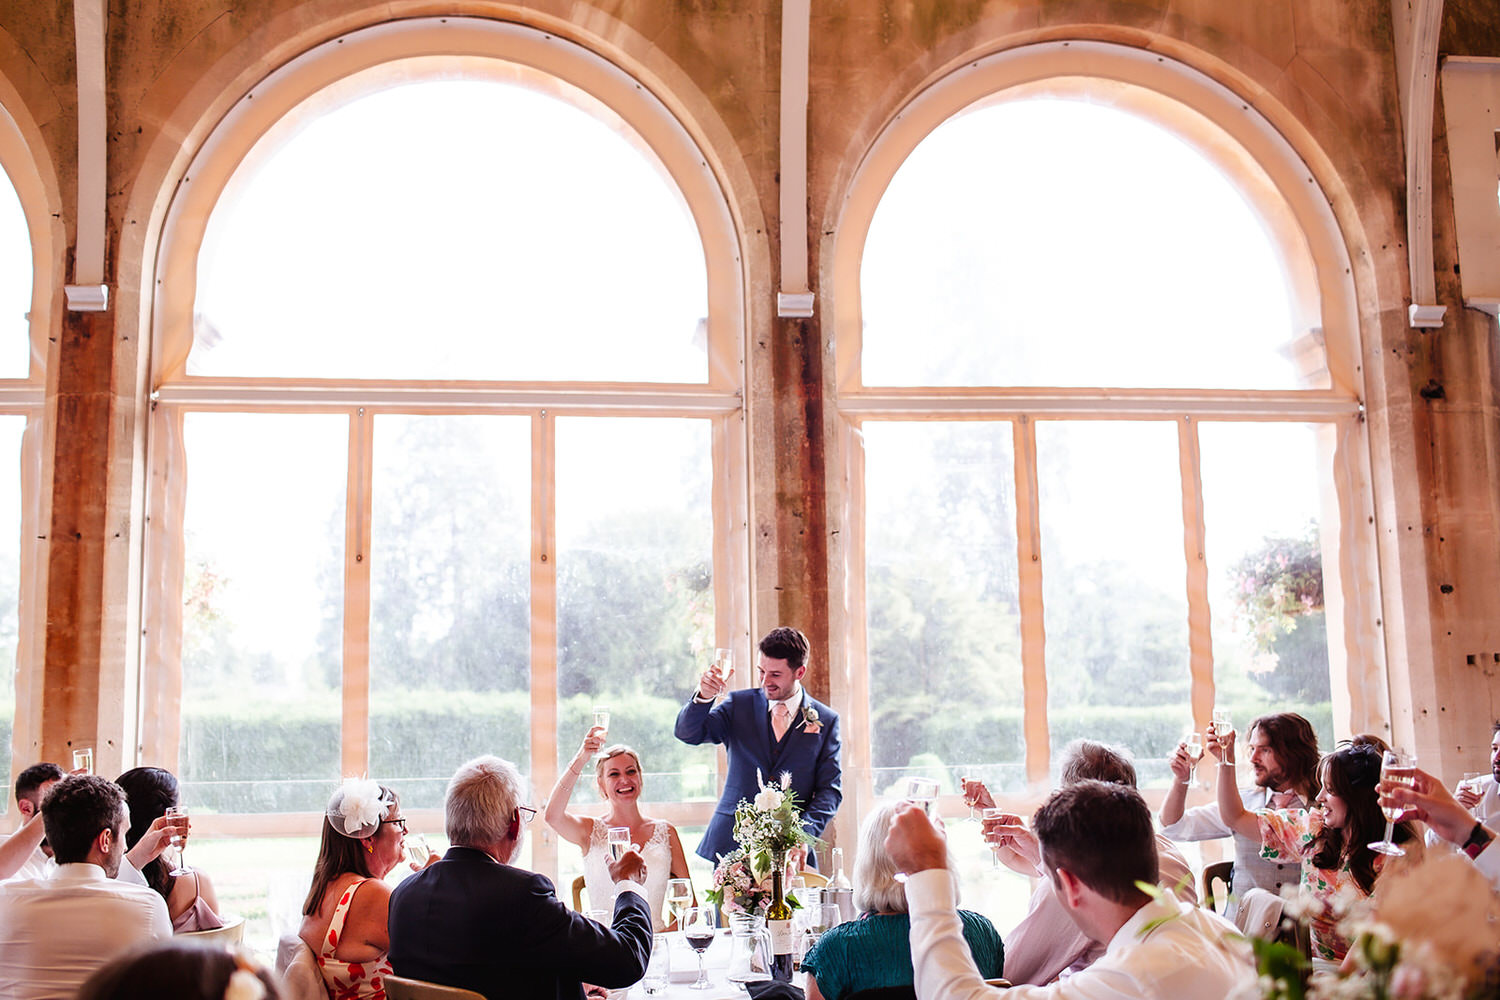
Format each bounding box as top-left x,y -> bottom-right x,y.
675,626 -> 842,867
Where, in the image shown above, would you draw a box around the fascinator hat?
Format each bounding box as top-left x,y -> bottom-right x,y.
326,777 -> 394,839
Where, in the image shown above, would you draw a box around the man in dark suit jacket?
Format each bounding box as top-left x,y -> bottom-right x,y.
674,626 -> 842,865
387,756 -> 652,1000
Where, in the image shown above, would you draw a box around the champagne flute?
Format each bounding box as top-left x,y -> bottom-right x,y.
164,805 -> 189,876
593,705 -> 611,759
1210,708 -> 1231,738
961,774 -> 980,819
71,747 -> 94,775
981,807 -> 1008,869
683,905 -> 717,990
1369,748 -> 1416,856
406,833 -> 432,867
608,826 -> 632,861
902,776 -> 940,817
666,877 -> 694,931
1183,732 -> 1206,790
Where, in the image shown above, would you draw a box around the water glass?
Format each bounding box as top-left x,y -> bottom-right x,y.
72,747 -> 94,775
642,933 -> 671,994
586,908 -> 610,925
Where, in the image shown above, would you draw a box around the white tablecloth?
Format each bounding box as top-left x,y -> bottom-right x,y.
626,929 -> 806,1000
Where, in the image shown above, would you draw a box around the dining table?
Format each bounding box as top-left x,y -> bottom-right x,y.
620,928 -> 808,1000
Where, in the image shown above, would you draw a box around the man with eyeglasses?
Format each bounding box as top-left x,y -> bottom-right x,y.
388,755 -> 651,1000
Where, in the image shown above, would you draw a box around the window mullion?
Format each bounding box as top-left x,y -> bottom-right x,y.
340,408 -> 373,777
530,410 -> 559,882
1178,417 -> 1216,738
1013,416 -> 1048,788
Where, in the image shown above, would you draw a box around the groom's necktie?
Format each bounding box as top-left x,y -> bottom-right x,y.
773,702 -> 791,741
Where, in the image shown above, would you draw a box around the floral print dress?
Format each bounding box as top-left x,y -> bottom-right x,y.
1257,808 -> 1381,963
317,878 -> 393,1000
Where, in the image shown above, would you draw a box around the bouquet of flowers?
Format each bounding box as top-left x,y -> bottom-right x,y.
1241,853 -> 1500,1000
704,771 -> 820,915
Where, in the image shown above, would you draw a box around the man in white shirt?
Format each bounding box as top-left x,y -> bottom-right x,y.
1159,712 -> 1320,911
1453,723 -> 1500,826
0,774 -> 172,1000
0,762 -> 64,882
978,741 -> 1197,986
889,781 -> 1252,1000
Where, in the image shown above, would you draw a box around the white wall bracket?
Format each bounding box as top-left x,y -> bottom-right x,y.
777,0 -> 812,319
1391,0 -> 1446,329
777,292 -> 814,318
64,284 -> 109,312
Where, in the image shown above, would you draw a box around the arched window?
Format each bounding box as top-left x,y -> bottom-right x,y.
832,43 -> 1371,871
143,20 -> 746,942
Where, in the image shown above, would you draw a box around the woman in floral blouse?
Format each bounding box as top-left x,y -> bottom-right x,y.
1212,735 -> 1421,966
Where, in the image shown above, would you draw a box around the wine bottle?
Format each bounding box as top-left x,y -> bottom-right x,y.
829,847 -> 852,890
767,863 -> 794,981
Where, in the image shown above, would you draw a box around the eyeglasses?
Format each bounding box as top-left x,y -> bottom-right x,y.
381,817 -> 408,832
516,805 -> 537,825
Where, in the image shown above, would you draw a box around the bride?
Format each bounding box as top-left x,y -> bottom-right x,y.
544,727 -> 694,931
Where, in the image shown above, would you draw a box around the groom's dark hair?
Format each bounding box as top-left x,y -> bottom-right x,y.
759,627 -> 810,669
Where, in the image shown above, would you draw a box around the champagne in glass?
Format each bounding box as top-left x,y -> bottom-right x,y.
666,877 -> 694,930
1183,732 -> 1206,789
71,747 -> 94,775
593,705 -> 611,759
608,826 -> 632,861
406,834 -> 432,867
1369,748 -> 1416,856
961,775 -> 980,819
164,805 -> 190,876
683,906 -> 717,990
1210,708 -> 1231,738
981,808 -> 1007,869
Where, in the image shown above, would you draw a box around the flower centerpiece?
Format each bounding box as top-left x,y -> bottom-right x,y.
704,771 -> 820,915
1241,853 -> 1500,1000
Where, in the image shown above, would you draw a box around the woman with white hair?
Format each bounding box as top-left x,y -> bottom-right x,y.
799,800 -> 1003,1000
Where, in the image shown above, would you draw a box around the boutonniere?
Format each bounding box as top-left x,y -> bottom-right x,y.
801,705 -> 821,734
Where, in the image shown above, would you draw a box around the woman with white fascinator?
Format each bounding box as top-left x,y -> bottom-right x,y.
299,778 -> 416,1000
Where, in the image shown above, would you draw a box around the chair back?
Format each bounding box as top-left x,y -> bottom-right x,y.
385,974 -> 488,1000
275,934 -> 327,1000
796,870 -> 830,888
1202,860 -> 1234,913
846,987 -> 917,1000
572,874 -> 587,911
178,915 -> 247,946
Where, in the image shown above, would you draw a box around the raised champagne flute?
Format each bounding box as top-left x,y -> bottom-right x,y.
683,905 -> 717,990
164,805 -> 189,876
666,877 -> 694,931
593,705 -> 610,759
608,826 -> 632,861
406,834 -> 432,867
1369,748 -> 1416,856
981,808 -> 1008,869
902,776 -> 940,817
1183,732 -> 1206,790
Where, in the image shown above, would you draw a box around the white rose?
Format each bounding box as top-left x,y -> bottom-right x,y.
754,787 -> 783,811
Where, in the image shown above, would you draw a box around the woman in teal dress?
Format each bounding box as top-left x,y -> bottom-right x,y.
801,800 -> 1003,1000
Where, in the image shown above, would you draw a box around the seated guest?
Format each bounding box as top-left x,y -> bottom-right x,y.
544,728 -> 694,930
969,739 -> 1195,986
78,942 -> 281,1000
389,755 -> 651,1000
801,800 -> 1002,1000
0,762 -> 64,881
116,766 -> 223,932
1159,712 -> 1320,913
1213,733 -> 1422,967
0,774 -> 172,1000
887,781 -> 1250,1000
299,778 -> 408,1000
1452,722 -> 1499,825
1380,765 -> 1499,887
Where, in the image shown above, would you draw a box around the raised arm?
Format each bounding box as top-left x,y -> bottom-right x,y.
674,663 -> 731,746
1160,740 -> 1195,827
544,726 -> 607,848
0,811 -> 45,879
1208,725 -> 1260,840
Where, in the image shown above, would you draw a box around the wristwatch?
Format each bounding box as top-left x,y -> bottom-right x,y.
1463,822 -> 1494,859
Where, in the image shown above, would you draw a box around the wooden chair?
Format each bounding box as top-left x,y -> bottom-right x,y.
384,975 -> 488,1000
1202,860 -> 1234,914
572,874 -> 587,911
796,869 -> 830,888
178,915 -> 246,946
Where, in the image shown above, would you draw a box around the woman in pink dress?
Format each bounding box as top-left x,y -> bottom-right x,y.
299,779 -> 408,1000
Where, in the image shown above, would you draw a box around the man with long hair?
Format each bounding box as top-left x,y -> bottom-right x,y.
1160,711 -> 1320,910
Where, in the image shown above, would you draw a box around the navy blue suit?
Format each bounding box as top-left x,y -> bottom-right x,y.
387,846 -> 651,1000
674,688 -> 842,864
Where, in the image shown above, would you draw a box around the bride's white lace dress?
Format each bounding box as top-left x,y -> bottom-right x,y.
582,818 -> 673,931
